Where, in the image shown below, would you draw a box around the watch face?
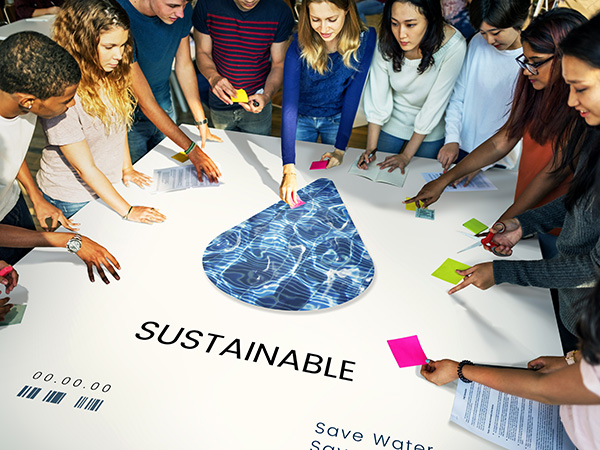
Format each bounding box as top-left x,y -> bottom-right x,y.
67,237 -> 82,253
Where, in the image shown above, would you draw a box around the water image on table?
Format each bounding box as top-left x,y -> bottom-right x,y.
203,178 -> 374,311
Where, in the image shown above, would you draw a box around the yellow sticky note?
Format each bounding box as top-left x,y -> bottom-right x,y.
405,198 -> 417,211
171,152 -> 189,163
231,89 -> 248,103
431,258 -> 471,284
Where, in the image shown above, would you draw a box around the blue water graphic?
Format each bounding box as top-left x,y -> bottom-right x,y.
203,178 -> 374,311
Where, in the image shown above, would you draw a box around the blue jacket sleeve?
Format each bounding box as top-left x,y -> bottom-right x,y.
281,38 -> 302,166
334,27 -> 377,152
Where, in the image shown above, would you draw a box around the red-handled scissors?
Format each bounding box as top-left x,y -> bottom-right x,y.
457,230 -> 499,254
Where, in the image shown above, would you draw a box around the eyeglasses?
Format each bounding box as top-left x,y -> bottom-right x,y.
515,54 -> 554,75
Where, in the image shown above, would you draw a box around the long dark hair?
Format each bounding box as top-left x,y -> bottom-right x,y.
504,9 -> 586,145
554,13 -> 600,211
378,0 -> 445,74
468,0 -> 530,30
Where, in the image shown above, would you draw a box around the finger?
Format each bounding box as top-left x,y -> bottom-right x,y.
321,153 -> 331,161
448,277 -> 474,295
96,264 -> 110,284
87,263 -> 95,283
105,252 -> 121,272
61,216 -> 80,232
123,179 -> 130,187
456,266 -> 476,276
239,103 -> 252,112
400,165 -> 405,175
208,133 -> 223,143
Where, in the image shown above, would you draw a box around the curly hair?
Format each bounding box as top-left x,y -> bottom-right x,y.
378,0 -> 445,74
0,31 -> 80,100
52,0 -> 136,130
297,0 -> 367,75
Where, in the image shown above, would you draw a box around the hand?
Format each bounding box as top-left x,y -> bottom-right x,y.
405,178 -> 446,209
448,262 -> 494,295
0,297 -> 13,322
210,75 -> 236,105
197,123 -> 223,150
377,153 -> 411,174
437,143 -> 459,172
240,93 -> 269,114
453,169 -> 481,188
528,356 -> 568,374
321,149 -> 345,168
122,167 -> 153,188
0,261 -> 18,294
188,147 -> 221,183
420,359 -> 459,386
485,219 -> 522,256
126,206 -> 166,224
77,235 -> 121,284
357,149 -> 377,170
280,171 -> 301,207
32,197 -> 79,231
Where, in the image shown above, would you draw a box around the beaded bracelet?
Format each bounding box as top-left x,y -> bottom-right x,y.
457,360 -> 474,383
184,142 -> 196,155
123,206 -> 133,221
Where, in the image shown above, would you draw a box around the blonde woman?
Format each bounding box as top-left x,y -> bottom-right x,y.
37,0 -> 166,224
279,0 -> 376,206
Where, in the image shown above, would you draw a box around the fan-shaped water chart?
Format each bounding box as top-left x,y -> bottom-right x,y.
203,178 -> 374,311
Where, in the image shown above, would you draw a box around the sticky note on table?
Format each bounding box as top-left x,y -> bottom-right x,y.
231,89 -> 248,103
431,258 -> 471,284
463,218 -> 488,235
405,198 -> 417,211
310,160 -> 328,170
387,335 -> 428,368
0,304 -> 26,326
171,151 -> 189,162
416,208 -> 434,220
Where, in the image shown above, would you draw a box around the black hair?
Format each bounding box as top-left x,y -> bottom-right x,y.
553,13 -> 600,211
378,0 -> 445,74
0,31 -> 81,100
577,279 -> 600,365
468,0 -> 531,31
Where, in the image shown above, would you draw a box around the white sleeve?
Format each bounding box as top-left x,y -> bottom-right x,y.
443,43 -> 472,145
364,45 -> 394,126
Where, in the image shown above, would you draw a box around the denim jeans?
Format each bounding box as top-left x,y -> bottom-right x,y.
357,0 -> 384,23
42,192 -> 89,219
296,113 -> 341,145
377,130 -> 444,159
0,193 -> 36,265
128,99 -> 177,164
210,103 -> 272,136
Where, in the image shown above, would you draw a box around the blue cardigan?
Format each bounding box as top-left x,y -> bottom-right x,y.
281,28 -> 377,165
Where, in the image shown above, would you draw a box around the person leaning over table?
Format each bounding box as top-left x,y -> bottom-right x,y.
37,0 -> 166,225
115,0 -> 222,181
0,32 -> 120,283
14,0 -> 63,20
443,13 -> 600,351
279,0 -> 376,206
356,0 -> 466,175
421,278 -> 600,450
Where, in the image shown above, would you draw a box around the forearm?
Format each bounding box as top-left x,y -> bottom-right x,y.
138,95 -> 192,151
366,123 -> 381,152
16,161 -> 44,205
196,50 -> 221,89
79,167 -> 130,217
401,132 -> 427,159
0,225 -> 73,249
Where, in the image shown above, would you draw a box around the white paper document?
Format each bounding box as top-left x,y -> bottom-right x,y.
153,165 -> 220,193
422,172 -> 497,192
451,380 -> 575,450
348,155 -> 408,188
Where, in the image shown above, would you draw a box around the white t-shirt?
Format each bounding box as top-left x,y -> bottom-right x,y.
0,113 -> 36,220
443,32 -> 522,169
561,359 -> 600,450
364,29 -> 466,142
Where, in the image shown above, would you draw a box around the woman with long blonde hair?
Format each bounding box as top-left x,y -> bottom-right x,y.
37,0 -> 166,224
279,0 -> 376,206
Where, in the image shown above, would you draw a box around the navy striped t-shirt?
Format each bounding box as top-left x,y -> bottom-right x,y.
193,0 -> 294,110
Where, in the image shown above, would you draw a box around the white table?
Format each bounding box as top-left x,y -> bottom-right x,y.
0,15 -> 54,40
0,127 -> 562,449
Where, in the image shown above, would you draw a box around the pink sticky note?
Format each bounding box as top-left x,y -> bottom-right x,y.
310,160 -> 328,170
387,335 -> 428,368
291,200 -> 306,209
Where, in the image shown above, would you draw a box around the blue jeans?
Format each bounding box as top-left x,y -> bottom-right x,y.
128,98 -> 177,164
0,193 -> 36,265
357,0 -> 384,23
42,192 -> 89,219
210,103 -> 272,136
377,130 -> 444,159
296,113 -> 341,145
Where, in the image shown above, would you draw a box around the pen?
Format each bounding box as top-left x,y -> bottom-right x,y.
0,266 -> 13,277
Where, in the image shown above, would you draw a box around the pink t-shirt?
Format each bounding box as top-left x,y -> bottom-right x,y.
560,359 -> 600,450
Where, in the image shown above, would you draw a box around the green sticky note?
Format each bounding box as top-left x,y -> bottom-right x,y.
463,218 -> 488,235
0,304 -> 26,326
405,198 -> 417,211
431,258 -> 471,284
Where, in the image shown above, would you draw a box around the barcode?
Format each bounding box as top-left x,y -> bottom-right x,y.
42,390 -> 66,404
17,385 -> 41,399
74,396 -> 103,412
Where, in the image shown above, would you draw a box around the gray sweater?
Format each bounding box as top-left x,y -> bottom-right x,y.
493,193 -> 600,335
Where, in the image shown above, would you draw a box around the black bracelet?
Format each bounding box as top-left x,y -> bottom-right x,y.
457,360 -> 474,383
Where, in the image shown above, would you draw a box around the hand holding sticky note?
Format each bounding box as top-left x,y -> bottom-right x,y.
387,335 -> 428,368
230,89 -> 249,103
310,160 -> 328,170
431,258 -> 471,284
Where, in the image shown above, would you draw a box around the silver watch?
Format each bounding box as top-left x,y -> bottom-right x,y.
66,234 -> 82,254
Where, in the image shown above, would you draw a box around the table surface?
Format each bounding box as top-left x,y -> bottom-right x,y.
0,14 -> 54,40
0,127 -> 562,450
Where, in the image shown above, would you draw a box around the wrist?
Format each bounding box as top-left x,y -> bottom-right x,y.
283,163 -> 296,175
194,117 -> 208,126
457,360 -> 474,383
